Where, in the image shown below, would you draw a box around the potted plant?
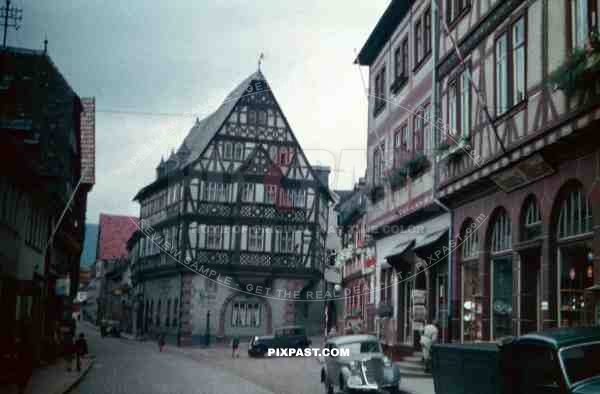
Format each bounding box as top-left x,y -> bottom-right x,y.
549,32 -> 600,94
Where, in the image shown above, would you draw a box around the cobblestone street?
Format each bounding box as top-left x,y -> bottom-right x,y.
71,324 -> 433,394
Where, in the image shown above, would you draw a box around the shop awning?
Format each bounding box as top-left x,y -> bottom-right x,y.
414,229 -> 448,261
384,239 -> 415,270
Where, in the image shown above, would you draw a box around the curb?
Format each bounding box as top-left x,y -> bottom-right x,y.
57,357 -> 95,394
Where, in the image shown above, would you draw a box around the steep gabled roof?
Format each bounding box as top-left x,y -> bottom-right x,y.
177,70 -> 265,168
97,214 -> 139,261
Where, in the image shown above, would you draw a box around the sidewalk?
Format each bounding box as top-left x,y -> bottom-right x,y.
0,356 -> 95,394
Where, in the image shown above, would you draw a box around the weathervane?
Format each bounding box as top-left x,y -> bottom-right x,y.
1,0 -> 22,48
258,52 -> 264,72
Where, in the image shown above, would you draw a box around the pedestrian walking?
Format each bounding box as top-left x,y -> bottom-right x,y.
419,320 -> 439,373
75,333 -> 88,372
158,333 -> 166,352
232,336 -> 240,358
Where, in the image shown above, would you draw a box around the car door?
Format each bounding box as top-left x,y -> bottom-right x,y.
513,345 -> 566,394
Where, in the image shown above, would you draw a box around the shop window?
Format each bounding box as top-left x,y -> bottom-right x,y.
522,195 -> 542,240
231,302 -> 261,327
489,209 -> 513,339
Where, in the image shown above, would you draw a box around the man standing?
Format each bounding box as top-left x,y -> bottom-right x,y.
419,320 -> 438,373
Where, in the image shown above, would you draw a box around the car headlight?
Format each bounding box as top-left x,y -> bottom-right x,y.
383,356 -> 392,367
349,360 -> 360,372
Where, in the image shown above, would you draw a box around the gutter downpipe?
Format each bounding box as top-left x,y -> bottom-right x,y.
430,0 -> 454,343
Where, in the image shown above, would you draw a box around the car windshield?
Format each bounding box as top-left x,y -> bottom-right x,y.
338,341 -> 380,356
560,343 -> 600,385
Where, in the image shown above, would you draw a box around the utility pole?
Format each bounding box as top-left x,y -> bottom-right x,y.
0,0 -> 22,48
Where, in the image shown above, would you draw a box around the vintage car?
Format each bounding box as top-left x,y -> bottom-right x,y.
248,325 -> 311,357
432,327 -> 600,394
320,335 -> 401,394
100,320 -> 121,337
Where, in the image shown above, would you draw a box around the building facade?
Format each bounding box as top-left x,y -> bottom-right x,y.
0,47 -> 94,362
357,0 -> 451,349
130,70 -> 331,344
336,180 -> 376,335
436,0 -> 600,341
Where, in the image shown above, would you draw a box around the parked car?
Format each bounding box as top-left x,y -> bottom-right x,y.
248,325 -> 311,357
432,327 -> 600,394
100,320 -> 121,338
320,335 -> 401,394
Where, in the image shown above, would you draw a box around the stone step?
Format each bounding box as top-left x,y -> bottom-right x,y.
396,361 -> 425,373
403,355 -> 423,363
395,363 -> 432,379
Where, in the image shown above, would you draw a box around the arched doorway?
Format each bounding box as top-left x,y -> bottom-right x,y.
552,182 -> 594,328
487,208 -> 513,339
459,218 -> 481,342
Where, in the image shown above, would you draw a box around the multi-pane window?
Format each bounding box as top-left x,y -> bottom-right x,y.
248,227 -> 265,251
401,38 -> 409,77
289,189 -> 305,207
277,229 -> 295,253
206,225 -> 224,249
423,103 -> 434,155
491,210 -> 512,253
204,182 -> 230,202
512,18 -> 526,104
415,20 -> 423,65
424,7 -> 432,56
571,0 -> 599,49
231,302 -> 261,328
414,109 -> 424,153
373,143 -> 385,183
234,143 -> 244,161
248,109 -> 257,124
448,81 -> 457,138
393,130 -> 402,166
241,183 -> 255,202
446,0 -> 470,24
402,124 -> 412,153
394,47 -> 402,81
460,69 -> 471,137
267,109 -> 275,126
264,184 -> 278,204
523,196 -> 542,240
495,17 -> 526,117
223,142 -> 233,160
461,221 -> 479,260
446,67 -> 470,140
258,110 -> 267,125
373,67 -> 386,115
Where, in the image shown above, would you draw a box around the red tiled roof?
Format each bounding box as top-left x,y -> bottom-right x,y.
97,214 -> 139,261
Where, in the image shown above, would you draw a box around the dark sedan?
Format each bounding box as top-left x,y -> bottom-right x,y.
248,326 -> 311,357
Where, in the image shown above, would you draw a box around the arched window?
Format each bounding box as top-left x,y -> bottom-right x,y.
490,210 -> 512,253
557,186 -> 592,240
461,219 -> 479,260
489,209 -> 513,339
522,195 -> 542,240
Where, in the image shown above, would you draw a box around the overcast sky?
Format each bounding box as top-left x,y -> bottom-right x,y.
16,0 -> 388,223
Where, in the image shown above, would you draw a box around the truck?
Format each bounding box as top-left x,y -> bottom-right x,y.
432,327 -> 600,394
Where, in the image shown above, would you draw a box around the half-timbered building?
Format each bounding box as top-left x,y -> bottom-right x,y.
357,0 -> 451,353
130,70 -> 332,344
437,0 -> 600,342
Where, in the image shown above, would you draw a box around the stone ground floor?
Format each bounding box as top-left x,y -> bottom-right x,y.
133,272 -> 325,344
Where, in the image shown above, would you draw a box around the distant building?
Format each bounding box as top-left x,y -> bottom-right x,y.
83,214 -> 138,326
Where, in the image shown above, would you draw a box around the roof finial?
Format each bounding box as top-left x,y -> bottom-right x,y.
43,35 -> 48,54
258,52 -> 264,72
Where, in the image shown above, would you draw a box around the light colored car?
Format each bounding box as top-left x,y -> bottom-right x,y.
320,335 -> 401,394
